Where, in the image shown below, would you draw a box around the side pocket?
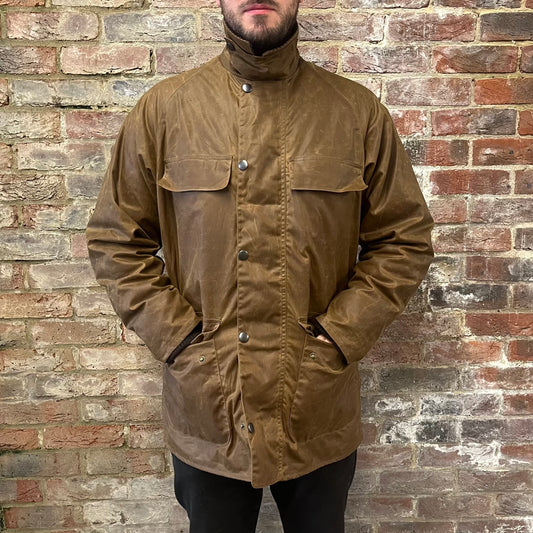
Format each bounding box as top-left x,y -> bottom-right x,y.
163,320 -> 229,444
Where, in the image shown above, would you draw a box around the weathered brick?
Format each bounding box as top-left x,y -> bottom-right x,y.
118,371 -> 163,396
0,321 -> 26,349
496,493 -> 533,516
0,231 -> 69,261
0,143 -> 12,169
85,449 -> 166,475
515,169 -> 533,194
61,46 -> 151,75
513,284 -> 533,309
521,46 -> 533,73
429,198 -> 467,224
127,424 -> 165,449
347,495 -> 414,519
0,205 -> 18,228
7,12 -> 98,40
0,450 -> 80,478
43,425 -> 124,449
363,395 -> 417,418
79,346 -> 155,370
380,367 -> 457,393
433,227 -> 512,253
459,469 -> 533,492
53,0 -> 141,6
436,0 -> 519,5
0,264 -> 23,290
0,110 -> 60,140
80,397 -> 161,422
0,47 -> 56,74
480,13 -> 533,41
342,45 -> 429,73
17,142 -> 106,172
431,109 -> 516,136
434,46 -> 517,73
66,110 -> 126,139
66,173 -> 103,199
473,139 -> 533,165
107,78 -> 158,106
73,290 -> 115,316
0,428 -> 39,451
365,341 -> 421,365
156,44 -> 223,74
431,169 -> 510,195
461,419 -> 504,442
4,505 -> 84,529
22,203 -> 92,231
379,523 -> 454,533
30,319 -> 116,346
386,78 -> 470,106
390,110 -> 427,136
388,13 -> 476,42
463,367 -> 533,391
27,262 -> 96,289
0,0 -> 44,5
0,479 -> 42,503
404,139 -> 468,166
430,284 -> 507,310
475,78 -> 533,104
467,313 -> 533,336
466,256 -> 533,282
298,13 -> 385,42
152,0 -> 216,5
418,495 -> 491,519
424,340 -> 502,364
342,0 -> 428,6
379,470 -> 455,494
503,393 -> 533,414
421,392 -> 499,416
381,419 -> 458,445
0,173 -> 65,202
518,110 -> 533,135
71,233 -> 90,259
84,500 -> 172,526
0,399 -> 77,425
2,347 -> 75,373
470,198 -> 533,224
33,371 -> 118,398
418,443 -> 501,469
383,311 -> 463,340
457,520 -> 533,533
299,45 -> 338,72
508,340 -> 533,362
0,79 -> 9,105
104,13 -> 196,42
0,293 -> 72,319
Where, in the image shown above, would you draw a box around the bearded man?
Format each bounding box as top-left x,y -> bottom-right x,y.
86,0 -> 434,531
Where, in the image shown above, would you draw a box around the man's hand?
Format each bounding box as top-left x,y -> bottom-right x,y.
316,334 -> 332,344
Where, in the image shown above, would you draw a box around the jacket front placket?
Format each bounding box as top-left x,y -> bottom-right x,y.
233,74 -> 290,487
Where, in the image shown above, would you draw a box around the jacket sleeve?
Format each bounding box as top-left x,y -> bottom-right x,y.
315,99 -> 434,364
86,95 -> 201,362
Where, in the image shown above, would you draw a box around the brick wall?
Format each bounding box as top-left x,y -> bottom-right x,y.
0,0 -> 532,531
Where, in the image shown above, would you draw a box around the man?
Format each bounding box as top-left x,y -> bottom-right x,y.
86,0 -> 434,531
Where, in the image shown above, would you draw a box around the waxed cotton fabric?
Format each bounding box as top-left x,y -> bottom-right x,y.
86,25 -> 434,488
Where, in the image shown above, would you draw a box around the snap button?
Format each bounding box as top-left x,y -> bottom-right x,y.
238,159 -> 248,171
239,331 -> 249,343
242,83 -> 252,93
199,356 -> 206,363
240,423 -> 245,430
309,352 -> 317,360
247,423 -> 255,434
238,249 -> 249,261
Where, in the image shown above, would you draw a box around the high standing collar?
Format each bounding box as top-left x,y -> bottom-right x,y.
219,21 -> 301,81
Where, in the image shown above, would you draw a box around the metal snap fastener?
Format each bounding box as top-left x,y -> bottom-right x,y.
247,422 -> 255,434
240,423 -> 245,430
239,331 -> 249,343
242,83 -> 252,93
238,249 -> 249,261
199,356 -> 206,363
238,159 -> 248,170
309,352 -> 317,359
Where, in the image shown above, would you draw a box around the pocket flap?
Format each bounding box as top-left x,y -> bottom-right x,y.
289,157 -> 367,193
159,157 -> 232,192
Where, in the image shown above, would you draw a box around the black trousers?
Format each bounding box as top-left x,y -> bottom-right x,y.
172,451 -> 357,533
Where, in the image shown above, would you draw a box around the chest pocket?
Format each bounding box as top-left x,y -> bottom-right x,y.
158,156 -> 232,192
289,157 -> 367,193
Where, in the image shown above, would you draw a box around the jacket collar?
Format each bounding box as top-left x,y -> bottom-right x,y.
220,21 -> 301,81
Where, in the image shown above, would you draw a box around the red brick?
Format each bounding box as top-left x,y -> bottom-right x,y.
480,13 -> 533,41
516,228 -> 533,250
30,319 -> 116,346
521,46 -> 533,73
299,45 -> 338,73
4,505 -> 83,529
43,425 -> 124,449
390,110 -> 427,136
404,139 -> 468,166
457,520 -> 533,533
16,480 -> 43,503
430,169 -> 510,195
466,313 -> 533,336
503,393 -> 533,414
434,46 -> 517,73
61,45 -> 151,75
436,0 -> 519,5
342,45 -> 429,73
501,444 -> 533,465
466,257 -> 533,282
65,110 -> 126,139
515,169 -> 533,194
509,340 -> 533,362
424,340 -> 502,364
379,523 -> 454,533
0,400 -> 78,425
379,470 -> 455,494
156,44 -> 223,74
86,448 -> 166,475
429,198 -> 467,224
0,47 -> 56,74
513,284 -> 533,309
518,110 -> 533,135
351,495 -> 414,518
458,469 -> 533,491
7,12 -> 98,40
418,495 -> 491,519
0,450 -> 80,478
502,418 -> 533,442
342,0 -> 428,6
433,227 -> 511,253
0,429 -> 39,451
364,341 -> 421,365
356,446 -> 412,469
388,13 -> 475,42
470,198 -> 532,224
473,139 -> 533,165
0,293 -> 72,319
431,109 -> 516,136
475,78 -> 533,104
386,78 -> 470,106
298,13 -> 385,42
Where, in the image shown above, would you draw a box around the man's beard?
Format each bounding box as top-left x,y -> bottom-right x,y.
221,0 -> 299,55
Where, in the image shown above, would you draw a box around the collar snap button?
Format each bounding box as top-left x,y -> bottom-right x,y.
242,83 -> 252,93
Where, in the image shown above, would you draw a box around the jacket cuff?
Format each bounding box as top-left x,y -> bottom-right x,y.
166,322 -> 203,365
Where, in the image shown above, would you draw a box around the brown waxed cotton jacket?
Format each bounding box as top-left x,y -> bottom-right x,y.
86,25 -> 434,488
